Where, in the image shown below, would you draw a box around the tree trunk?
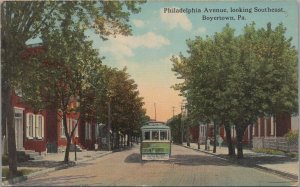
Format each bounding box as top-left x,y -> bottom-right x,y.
225,125 -> 235,156
3,83 -> 18,177
213,122 -> 217,153
130,133 -> 133,146
236,125 -> 247,159
116,133 -> 120,149
64,137 -> 71,163
205,123 -> 209,150
107,101 -> 111,151
186,126 -> 190,147
62,112 -> 71,163
198,124 -> 200,149
123,135 -> 126,147
127,133 -> 130,146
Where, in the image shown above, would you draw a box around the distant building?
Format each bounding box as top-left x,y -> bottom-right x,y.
189,112 -> 298,146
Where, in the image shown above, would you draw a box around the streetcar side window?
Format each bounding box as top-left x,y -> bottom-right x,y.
160,130 -> 168,140
151,130 -> 159,141
144,131 -> 150,140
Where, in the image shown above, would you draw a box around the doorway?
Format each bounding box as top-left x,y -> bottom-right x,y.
14,108 -> 24,150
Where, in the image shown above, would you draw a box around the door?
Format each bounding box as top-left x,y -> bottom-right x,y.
14,108 -> 24,150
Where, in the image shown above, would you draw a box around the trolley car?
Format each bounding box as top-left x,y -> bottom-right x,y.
140,121 -> 171,160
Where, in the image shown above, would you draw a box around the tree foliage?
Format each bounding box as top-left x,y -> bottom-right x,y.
171,23 -> 298,158
96,67 -> 147,147
166,114 -> 182,144
1,0 -> 145,168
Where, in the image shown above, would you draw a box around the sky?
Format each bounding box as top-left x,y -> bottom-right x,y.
88,0 -> 298,122
27,0 -> 299,122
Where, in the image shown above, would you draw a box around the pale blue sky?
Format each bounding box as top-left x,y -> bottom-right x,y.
90,0 -> 298,121
27,1 -> 298,121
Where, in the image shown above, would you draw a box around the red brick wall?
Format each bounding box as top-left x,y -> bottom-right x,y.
23,139 -> 47,152
189,126 -> 199,142
276,112 -> 291,136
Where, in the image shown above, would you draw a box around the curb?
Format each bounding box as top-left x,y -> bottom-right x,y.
181,145 -> 298,181
2,151 -> 112,186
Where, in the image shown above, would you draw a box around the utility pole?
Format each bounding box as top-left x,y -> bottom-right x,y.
180,103 -> 184,144
107,98 -> 111,151
172,106 -> 175,117
154,102 -> 156,121
213,121 -> 217,153
198,123 -> 201,149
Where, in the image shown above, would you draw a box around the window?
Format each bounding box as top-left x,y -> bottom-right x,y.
68,118 -> 72,134
151,131 -> 159,141
26,113 -> 34,138
270,117 -> 274,136
95,124 -> 101,139
160,130 -> 168,140
60,120 -> 65,138
73,120 -> 78,137
258,118 -> 261,137
144,131 -> 150,140
35,115 -> 44,138
85,122 -> 92,140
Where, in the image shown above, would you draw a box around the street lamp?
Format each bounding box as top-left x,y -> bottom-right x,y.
181,100 -> 187,145
154,102 -> 157,121
107,90 -> 112,151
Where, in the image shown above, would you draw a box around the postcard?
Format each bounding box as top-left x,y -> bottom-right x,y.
1,0 -> 299,186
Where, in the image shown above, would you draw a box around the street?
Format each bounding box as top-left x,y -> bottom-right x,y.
15,144 -> 296,186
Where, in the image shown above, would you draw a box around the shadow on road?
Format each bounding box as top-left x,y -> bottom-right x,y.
17,160 -> 65,168
169,154 -> 230,166
124,153 -> 231,166
218,153 -> 298,167
124,153 -> 142,163
19,174 -> 96,186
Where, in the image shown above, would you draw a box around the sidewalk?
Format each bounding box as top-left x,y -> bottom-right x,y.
182,143 -> 298,181
2,149 -> 112,185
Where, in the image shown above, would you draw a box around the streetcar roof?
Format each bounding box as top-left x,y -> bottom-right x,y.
141,122 -> 170,130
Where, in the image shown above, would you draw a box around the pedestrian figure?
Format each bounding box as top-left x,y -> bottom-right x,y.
218,136 -> 223,148
207,138 -> 211,151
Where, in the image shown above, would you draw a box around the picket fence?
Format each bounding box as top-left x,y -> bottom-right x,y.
253,137 -> 298,152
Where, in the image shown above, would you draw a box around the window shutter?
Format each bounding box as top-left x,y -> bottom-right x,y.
89,125 -> 92,140
270,117 -> 274,136
85,123 -> 88,140
95,124 -> 98,138
61,120 -> 65,138
41,116 -> 45,138
69,118 -> 72,134
36,115 -> 40,137
26,113 -> 29,137
76,121 -> 79,137
66,118 -> 69,134
33,115 -> 36,137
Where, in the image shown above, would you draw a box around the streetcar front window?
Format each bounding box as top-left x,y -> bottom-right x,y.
152,130 -> 159,141
160,130 -> 168,140
144,131 -> 150,140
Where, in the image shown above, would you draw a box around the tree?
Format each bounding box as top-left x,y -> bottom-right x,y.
1,2 -> 52,177
232,23 -> 298,158
171,23 -> 297,158
18,27 -> 103,162
2,1 -> 145,168
166,114 -> 182,144
171,28 -> 238,156
100,67 -> 146,148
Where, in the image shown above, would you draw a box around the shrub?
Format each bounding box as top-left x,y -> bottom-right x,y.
2,154 -> 9,166
2,168 -> 35,181
252,148 -> 285,155
284,130 -> 298,145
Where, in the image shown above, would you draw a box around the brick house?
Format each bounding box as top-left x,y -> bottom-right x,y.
9,91 -> 82,154
190,112 -> 298,146
3,44 -> 97,154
